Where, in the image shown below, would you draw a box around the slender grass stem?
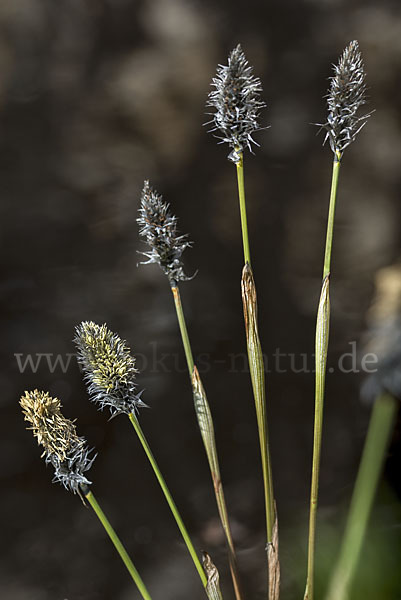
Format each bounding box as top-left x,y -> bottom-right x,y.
235,153 -> 278,598
258,398 -> 274,545
241,264 -> 275,544
323,153 -> 341,278
192,367 -> 244,600
304,276 -> 330,600
305,153 -> 341,600
83,488 -> 152,600
172,285 -> 194,374
128,412 -> 207,588
171,284 -> 244,600
236,152 -> 251,265
325,393 -> 398,600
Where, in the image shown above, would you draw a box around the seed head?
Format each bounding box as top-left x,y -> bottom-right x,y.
48,440 -> 95,495
20,390 -> 75,461
74,321 -> 147,417
318,40 -> 371,156
206,44 -> 266,162
137,180 -> 192,285
20,390 -> 95,495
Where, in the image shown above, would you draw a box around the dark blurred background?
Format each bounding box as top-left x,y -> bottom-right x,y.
1,1 -> 401,599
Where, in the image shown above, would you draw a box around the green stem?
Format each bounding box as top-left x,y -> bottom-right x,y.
323,154 -> 341,279
242,265 -> 275,544
304,346 -> 326,600
236,157 -> 278,596
172,285 -> 194,374
325,393 -> 398,600
83,488 -> 152,600
305,153 -> 341,600
236,152 -> 251,265
171,285 -> 244,600
257,394 -> 275,545
304,152 -> 341,600
248,326 -> 274,546
305,287 -> 333,598
128,412 -> 207,588
236,155 -> 280,598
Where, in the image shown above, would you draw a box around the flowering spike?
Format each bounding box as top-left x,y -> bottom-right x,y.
74,321 -> 147,417
48,443 -> 95,494
206,44 -> 266,160
318,40 -> 371,156
137,180 -> 193,285
20,390 -> 95,495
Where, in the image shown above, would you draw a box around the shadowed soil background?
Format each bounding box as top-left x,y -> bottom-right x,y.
1,1 -> 401,599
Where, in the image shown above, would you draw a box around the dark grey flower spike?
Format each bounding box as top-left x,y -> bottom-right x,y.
137,180 -> 193,285
319,40 -> 371,157
206,44 -> 266,162
20,390 -> 95,496
48,439 -> 95,495
74,321 -> 147,417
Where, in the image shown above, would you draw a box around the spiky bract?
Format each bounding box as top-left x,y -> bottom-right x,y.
137,181 -> 192,285
48,441 -> 95,494
74,321 -> 146,417
319,40 -> 370,156
206,44 -> 266,161
20,390 -> 94,494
